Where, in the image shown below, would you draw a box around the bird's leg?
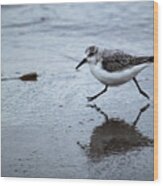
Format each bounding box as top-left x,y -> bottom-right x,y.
87,85 -> 108,102
133,77 -> 150,100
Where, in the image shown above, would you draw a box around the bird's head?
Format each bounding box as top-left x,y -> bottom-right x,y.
76,45 -> 99,70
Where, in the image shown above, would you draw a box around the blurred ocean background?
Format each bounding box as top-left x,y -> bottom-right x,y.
1,1 -> 153,74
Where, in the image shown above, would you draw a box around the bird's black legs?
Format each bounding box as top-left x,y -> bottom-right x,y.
87,85 -> 108,102
133,77 -> 150,100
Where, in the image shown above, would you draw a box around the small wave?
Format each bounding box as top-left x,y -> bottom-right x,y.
2,5 -> 25,9
2,17 -> 49,29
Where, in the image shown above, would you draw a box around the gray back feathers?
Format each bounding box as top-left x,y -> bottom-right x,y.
100,49 -> 154,72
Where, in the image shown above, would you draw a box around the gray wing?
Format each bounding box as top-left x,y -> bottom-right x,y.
101,49 -> 154,72
101,49 -> 134,72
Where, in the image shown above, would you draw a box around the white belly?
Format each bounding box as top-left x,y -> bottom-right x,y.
89,63 -> 149,86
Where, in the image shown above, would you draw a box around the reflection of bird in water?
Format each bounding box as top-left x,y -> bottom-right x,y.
77,104 -> 153,161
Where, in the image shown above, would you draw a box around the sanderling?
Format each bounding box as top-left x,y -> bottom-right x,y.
76,46 -> 154,101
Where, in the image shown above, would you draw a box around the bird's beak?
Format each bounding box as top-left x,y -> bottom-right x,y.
75,58 -> 87,70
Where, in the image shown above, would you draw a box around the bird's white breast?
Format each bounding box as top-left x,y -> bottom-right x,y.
89,62 -> 149,86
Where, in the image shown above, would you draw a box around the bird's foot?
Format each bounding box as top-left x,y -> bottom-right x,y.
143,92 -> 150,100
140,90 -> 150,100
86,96 -> 95,102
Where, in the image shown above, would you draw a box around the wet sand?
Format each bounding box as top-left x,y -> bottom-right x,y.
1,61 -> 154,180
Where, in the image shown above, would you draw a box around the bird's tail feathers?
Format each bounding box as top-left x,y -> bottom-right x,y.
135,56 -> 154,64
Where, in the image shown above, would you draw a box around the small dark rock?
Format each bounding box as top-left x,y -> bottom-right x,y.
20,72 -> 38,81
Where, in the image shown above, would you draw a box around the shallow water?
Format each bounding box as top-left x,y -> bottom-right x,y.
1,1 -> 154,180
